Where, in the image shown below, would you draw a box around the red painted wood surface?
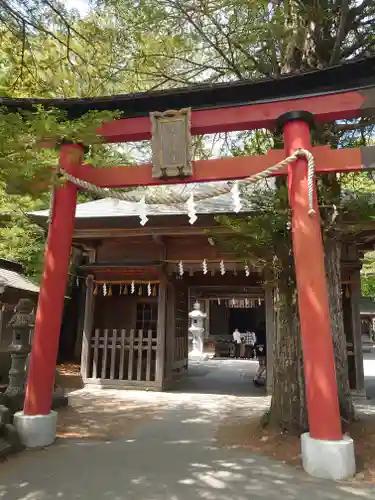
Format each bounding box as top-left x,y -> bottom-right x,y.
284,120 -> 342,441
24,144 -> 83,416
98,91 -> 364,142
61,146 -> 365,189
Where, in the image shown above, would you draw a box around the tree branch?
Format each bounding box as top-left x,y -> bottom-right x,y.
329,0 -> 349,65
40,0 -> 91,44
0,0 -> 87,63
351,0 -> 375,17
336,118 -> 375,131
163,0 -> 245,79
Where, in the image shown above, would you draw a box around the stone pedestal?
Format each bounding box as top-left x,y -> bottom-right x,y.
189,326 -> 208,360
0,405 -> 24,457
2,387 -> 68,414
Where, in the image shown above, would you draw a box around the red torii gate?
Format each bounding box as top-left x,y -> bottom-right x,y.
18,83 -> 375,478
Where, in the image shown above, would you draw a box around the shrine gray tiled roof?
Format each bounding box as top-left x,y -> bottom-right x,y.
29,181 -> 269,220
0,268 -> 39,294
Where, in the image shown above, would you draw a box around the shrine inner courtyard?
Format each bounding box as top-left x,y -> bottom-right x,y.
0,358 -> 375,499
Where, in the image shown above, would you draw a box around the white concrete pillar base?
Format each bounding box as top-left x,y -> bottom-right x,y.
14,411 -> 57,448
301,432 -> 355,480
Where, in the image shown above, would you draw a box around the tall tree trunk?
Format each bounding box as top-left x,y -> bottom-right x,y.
268,235 -> 354,434
324,236 -> 355,423
268,268 -> 307,434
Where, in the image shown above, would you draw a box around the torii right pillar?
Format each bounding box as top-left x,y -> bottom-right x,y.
277,111 -> 356,480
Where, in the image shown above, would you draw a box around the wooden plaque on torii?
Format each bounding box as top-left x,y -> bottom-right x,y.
150,108 -> 192,179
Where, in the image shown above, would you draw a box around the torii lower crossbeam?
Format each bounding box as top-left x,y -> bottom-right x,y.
61,145 -> 375,189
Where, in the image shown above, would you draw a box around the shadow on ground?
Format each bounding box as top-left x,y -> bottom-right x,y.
1,439 -> 374,500
0,387 -> 373,499
0,359 -> 375,498
170,358 -> 266,397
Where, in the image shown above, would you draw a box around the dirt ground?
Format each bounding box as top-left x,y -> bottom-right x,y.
56,391 -> 165,441
56,362 -> 84,389
57,363 -> 81,376
216,413 -> 375,483
56,363 -> 165,440
57,362 -> 375,482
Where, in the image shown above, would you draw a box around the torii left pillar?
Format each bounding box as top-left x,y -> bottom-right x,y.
14,143 -> 83,448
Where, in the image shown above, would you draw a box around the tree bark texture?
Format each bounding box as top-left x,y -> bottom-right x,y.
324,236 -> 355,423
268,236 -> 354,433
269,266 -> 307,435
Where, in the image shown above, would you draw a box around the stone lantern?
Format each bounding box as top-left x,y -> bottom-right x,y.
188,301 -> 207,360
5,299 -> 35,398
2,298 -> 67,413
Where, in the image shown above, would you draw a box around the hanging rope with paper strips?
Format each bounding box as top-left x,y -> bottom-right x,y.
58,147 -> 316,226
91,280 -> 160,296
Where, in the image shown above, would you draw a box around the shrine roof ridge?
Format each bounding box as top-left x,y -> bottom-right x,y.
28,181 -> 375,230
1,56 -> 375,119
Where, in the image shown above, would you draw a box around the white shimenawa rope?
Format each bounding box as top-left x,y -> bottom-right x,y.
59,148 -> 316,215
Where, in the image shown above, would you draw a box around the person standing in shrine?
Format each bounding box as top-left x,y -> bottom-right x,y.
244,330 -> 257,358
232,328 -> 242,358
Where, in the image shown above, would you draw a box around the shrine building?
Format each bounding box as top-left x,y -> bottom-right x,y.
29,182 -> 369,396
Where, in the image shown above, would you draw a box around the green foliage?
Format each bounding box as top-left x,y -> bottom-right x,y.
0,186 -> 47,280
361,275 -> 375,297
97,0 -> 375,84
215,182 -> 291,268
0,106 -> 121,193
0,101 -> 125,277
361,251 -> 375,297
0,15 -> 125,277
0,2 -> 170,278
0,0 -> 374,283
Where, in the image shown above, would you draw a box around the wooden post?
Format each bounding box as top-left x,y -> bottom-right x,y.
74,285 -> 87,360
155,276 -> 167,387
165,281 -> 175,382
350,267 -> 365,396
92,329 -> 99,379
81,274 -> 94,379
0,304 -> 4,344
128,329 -> 135,381
75,248 -> 96,359
204,298 -> 210,336
264,281 -> 274,394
